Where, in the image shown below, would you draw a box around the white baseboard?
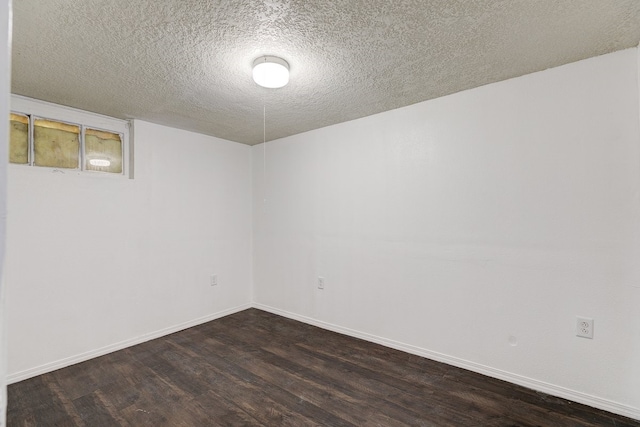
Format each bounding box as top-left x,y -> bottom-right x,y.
8,301 -> 639,421
252,303 -> 640,421
7,303 -> 252,384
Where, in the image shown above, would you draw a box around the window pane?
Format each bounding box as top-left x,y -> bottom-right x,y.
34,119 -> 79,169
9,113 -> 29,164
85,128 -> 123,174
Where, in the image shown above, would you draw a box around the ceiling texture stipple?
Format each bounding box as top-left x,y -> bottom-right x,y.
11,1 -> 640,145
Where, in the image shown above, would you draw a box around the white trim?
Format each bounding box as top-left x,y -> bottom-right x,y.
637,43 -> 640,150
252,303 -> 640,421
128,120 -> 135,179
6,303 -> 251,384
7,300 -> 640,420
10,95 -> 128,133
0,0 -> 10,423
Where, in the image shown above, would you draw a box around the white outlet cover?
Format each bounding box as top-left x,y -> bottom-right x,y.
317,276 -> 325,289
210,274 -> 218,286
576,316 -> 594,339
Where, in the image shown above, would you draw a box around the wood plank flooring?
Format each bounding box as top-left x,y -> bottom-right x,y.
7,308 -> 640,426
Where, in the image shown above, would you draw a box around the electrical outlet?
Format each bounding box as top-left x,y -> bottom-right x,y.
317,276 -> 325,290
576,317 -> 593,339
210,274 -> 218,286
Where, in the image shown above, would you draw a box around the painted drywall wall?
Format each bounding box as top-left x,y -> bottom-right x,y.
5,120 -> 253,380
0,1 -> 10,425
252,48 -> 640,418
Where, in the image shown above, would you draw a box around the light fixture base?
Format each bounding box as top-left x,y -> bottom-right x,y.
252,56 -> 290,89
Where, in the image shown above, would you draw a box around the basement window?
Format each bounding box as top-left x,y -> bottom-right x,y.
84,128 -> 123,174
9,95 -> 131,177
33,118 -> 80,169
9,113 -> 28,164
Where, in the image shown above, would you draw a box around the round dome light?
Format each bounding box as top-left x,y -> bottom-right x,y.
252,56 -> 289,89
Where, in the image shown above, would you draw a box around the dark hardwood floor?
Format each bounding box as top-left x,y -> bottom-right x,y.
7,309 -> 640,426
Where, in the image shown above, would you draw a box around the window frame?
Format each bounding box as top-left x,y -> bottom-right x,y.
10,95 -> 131,178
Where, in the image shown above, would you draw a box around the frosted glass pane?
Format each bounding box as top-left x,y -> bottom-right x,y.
85,128 -> 123,174
9,113 -> 29,164
34,119 -> 79,169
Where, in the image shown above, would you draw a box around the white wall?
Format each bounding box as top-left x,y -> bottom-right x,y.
253,48 -> 640,418
6,120 -> 253,381
0,1 -> 10,425
4,45 -> 639,421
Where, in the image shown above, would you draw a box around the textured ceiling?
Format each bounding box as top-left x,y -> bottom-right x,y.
11,1 -> 640,145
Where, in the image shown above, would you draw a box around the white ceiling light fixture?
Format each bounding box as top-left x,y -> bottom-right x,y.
252,56 -> 290,89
